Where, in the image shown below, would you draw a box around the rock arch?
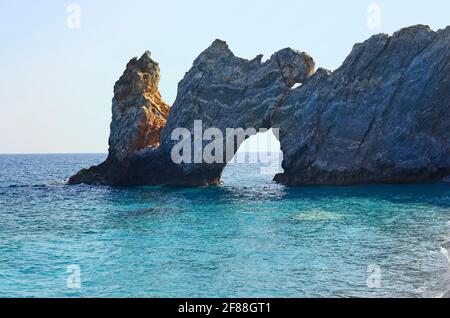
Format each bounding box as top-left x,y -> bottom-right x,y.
69,25 -> 450,186
69,40 -> 315,186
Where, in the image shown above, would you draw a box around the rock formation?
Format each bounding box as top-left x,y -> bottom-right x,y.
156,40 -> 314,186
274,25 -> 450,185
68,51 -> 170,185
69,25 -> 450,187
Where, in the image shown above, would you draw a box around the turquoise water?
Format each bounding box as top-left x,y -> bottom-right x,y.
0,154 -> 449,298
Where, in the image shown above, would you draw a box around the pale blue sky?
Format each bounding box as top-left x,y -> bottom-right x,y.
0,0 -> 449,153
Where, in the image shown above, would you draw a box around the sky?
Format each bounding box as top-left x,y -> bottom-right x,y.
0,0 -> 449,154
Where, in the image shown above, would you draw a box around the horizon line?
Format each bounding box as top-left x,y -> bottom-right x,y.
0,150 -> 283,155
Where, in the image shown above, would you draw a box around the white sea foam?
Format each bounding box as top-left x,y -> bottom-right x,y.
440,247 -> 450,264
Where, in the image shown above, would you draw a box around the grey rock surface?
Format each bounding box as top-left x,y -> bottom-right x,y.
274,25 -> 450,185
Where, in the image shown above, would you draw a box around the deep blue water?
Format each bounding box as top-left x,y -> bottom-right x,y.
0,153 -> 449,298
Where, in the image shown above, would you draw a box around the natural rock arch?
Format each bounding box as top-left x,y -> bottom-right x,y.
69,40 -> 315,186
69,25 -> 450,186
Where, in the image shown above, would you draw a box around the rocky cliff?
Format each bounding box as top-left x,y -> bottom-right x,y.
274,25 -> 450,185
69,25 -> 450,186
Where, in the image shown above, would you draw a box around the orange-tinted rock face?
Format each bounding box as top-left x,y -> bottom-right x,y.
109,51 -> 169,161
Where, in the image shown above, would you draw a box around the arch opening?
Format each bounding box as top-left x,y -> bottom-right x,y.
221,128 -> 284,185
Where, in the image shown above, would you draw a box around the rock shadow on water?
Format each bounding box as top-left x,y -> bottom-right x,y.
280,183 -> 450,209
107,206 -> 183,232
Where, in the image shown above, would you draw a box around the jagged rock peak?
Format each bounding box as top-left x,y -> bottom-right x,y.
210,39 -> 230,50
392,24 -> 432,36
271,48 -> 315,87
192,39 -> 235,66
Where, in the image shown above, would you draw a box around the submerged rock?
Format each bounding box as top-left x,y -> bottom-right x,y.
69,25 -> 450,186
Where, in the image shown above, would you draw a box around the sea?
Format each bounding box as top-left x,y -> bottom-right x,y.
0,153 -> 449,297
